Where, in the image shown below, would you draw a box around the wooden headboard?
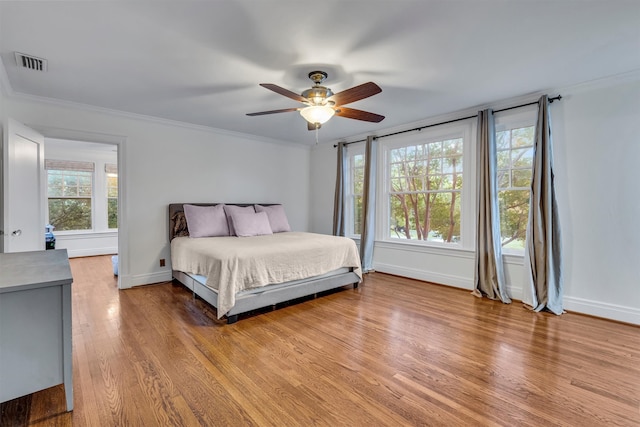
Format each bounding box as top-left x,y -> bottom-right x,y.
168,203 -> 277,241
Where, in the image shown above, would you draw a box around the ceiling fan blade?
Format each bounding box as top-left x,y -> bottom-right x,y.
328,82 -> 382,106
246,107 -> 300,116
335,107 -> 385,123
260,83 -> 309,103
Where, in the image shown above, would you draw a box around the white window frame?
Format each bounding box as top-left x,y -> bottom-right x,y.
494,107 -> 537,255
345,143 -> 366,239
46,162 -> 95,232
378,120 -> 474,249
45,158 -> 118,235
106,163 -> 118,230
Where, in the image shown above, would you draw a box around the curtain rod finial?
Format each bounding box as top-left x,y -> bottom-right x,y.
549,94 -> 562,103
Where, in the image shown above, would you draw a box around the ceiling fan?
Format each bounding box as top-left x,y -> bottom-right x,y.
247,71 -> 385,130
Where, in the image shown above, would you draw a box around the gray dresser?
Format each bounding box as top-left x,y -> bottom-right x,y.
0,249 -> 73,411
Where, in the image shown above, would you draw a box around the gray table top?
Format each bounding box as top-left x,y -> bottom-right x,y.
0,249 -> 73,293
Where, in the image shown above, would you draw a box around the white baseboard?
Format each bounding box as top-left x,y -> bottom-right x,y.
67,247 -> 118,258
120,271 -> 173,289
374,262 -> 473,290
376,263 -> 521,299
564,296 -> 640,325
373,263 -> 639,325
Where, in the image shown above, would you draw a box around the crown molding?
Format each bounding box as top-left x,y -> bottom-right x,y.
333,91 -> 547,146
11,90 -> 305,148
1,73 -> 309,151
330,69 -> 640,146
1,56 -> 305,148
550,68 -> 640,95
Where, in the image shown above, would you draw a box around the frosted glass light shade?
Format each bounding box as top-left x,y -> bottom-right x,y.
300,106 -> 335,124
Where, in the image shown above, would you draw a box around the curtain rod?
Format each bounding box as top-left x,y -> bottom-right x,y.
334,95 -> 562,147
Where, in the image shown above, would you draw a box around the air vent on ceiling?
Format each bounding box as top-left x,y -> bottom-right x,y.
15,52 -> 47,72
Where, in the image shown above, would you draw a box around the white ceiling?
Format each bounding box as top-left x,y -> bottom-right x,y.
1,1 -> 639,145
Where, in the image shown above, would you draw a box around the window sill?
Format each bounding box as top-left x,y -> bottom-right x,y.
503,252 -> 525,265
54,230 -> 118,240
352,236 -> 524,264
374,239 -> 474,259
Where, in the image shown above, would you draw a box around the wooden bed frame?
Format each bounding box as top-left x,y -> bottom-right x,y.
169,203 -> 361,324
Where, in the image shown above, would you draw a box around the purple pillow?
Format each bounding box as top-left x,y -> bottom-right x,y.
231,212 -> 273,237
183,204 -> 229,238
254,204 -> 291,233
223,205 -> 255,236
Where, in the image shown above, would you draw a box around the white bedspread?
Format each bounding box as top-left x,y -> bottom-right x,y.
170,232 -> 362,318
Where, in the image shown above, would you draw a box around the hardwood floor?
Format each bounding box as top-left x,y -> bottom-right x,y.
1,255 -> 638,426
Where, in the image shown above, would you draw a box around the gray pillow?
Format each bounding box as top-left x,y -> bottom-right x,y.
231,211 -> 273,237
255,204 -> 291,233
183,204 -> 229,238
223,205 -> 255,236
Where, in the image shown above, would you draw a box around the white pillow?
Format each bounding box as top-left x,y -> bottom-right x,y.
183,204 -> 229,238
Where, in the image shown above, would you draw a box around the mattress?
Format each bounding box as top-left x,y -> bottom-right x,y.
171,232 -> 362,318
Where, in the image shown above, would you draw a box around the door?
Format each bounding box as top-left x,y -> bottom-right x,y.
2,119 -> 45,252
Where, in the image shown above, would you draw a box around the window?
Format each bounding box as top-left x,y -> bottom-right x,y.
495,112 -> 536,250
46,160 -> 94,231
346,146 -> 365,237
106,164 -> 118,229
46,158 -> 118,233
351,152 -> 365,236
385,132 -> 464,244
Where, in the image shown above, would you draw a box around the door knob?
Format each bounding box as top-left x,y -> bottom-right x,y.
11,229 -> 22,236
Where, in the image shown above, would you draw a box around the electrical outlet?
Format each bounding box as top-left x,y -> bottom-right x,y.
160,258 -> 165,267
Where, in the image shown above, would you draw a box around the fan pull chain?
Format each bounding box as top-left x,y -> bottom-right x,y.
315,126 -> 319,144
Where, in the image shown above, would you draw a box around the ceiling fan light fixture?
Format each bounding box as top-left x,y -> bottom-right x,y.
301,86 -> 334,105
300,105 -> 335,125
247,70 -> 384,132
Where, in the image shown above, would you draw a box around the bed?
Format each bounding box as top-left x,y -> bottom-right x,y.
169,203 -> 362,324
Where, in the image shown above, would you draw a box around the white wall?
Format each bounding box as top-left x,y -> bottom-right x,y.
552,75 -> 640,322
311,73 -> 640,325
1,94 -> 311,288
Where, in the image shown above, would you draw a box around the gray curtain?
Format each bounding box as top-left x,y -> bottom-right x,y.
523,95 -> 563,314
360,136 -> 377,272
333,142 -> 347,236
473,109 -> 511,303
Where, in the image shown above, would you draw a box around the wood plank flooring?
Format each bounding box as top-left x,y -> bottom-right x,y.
1,255 -> 638,426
